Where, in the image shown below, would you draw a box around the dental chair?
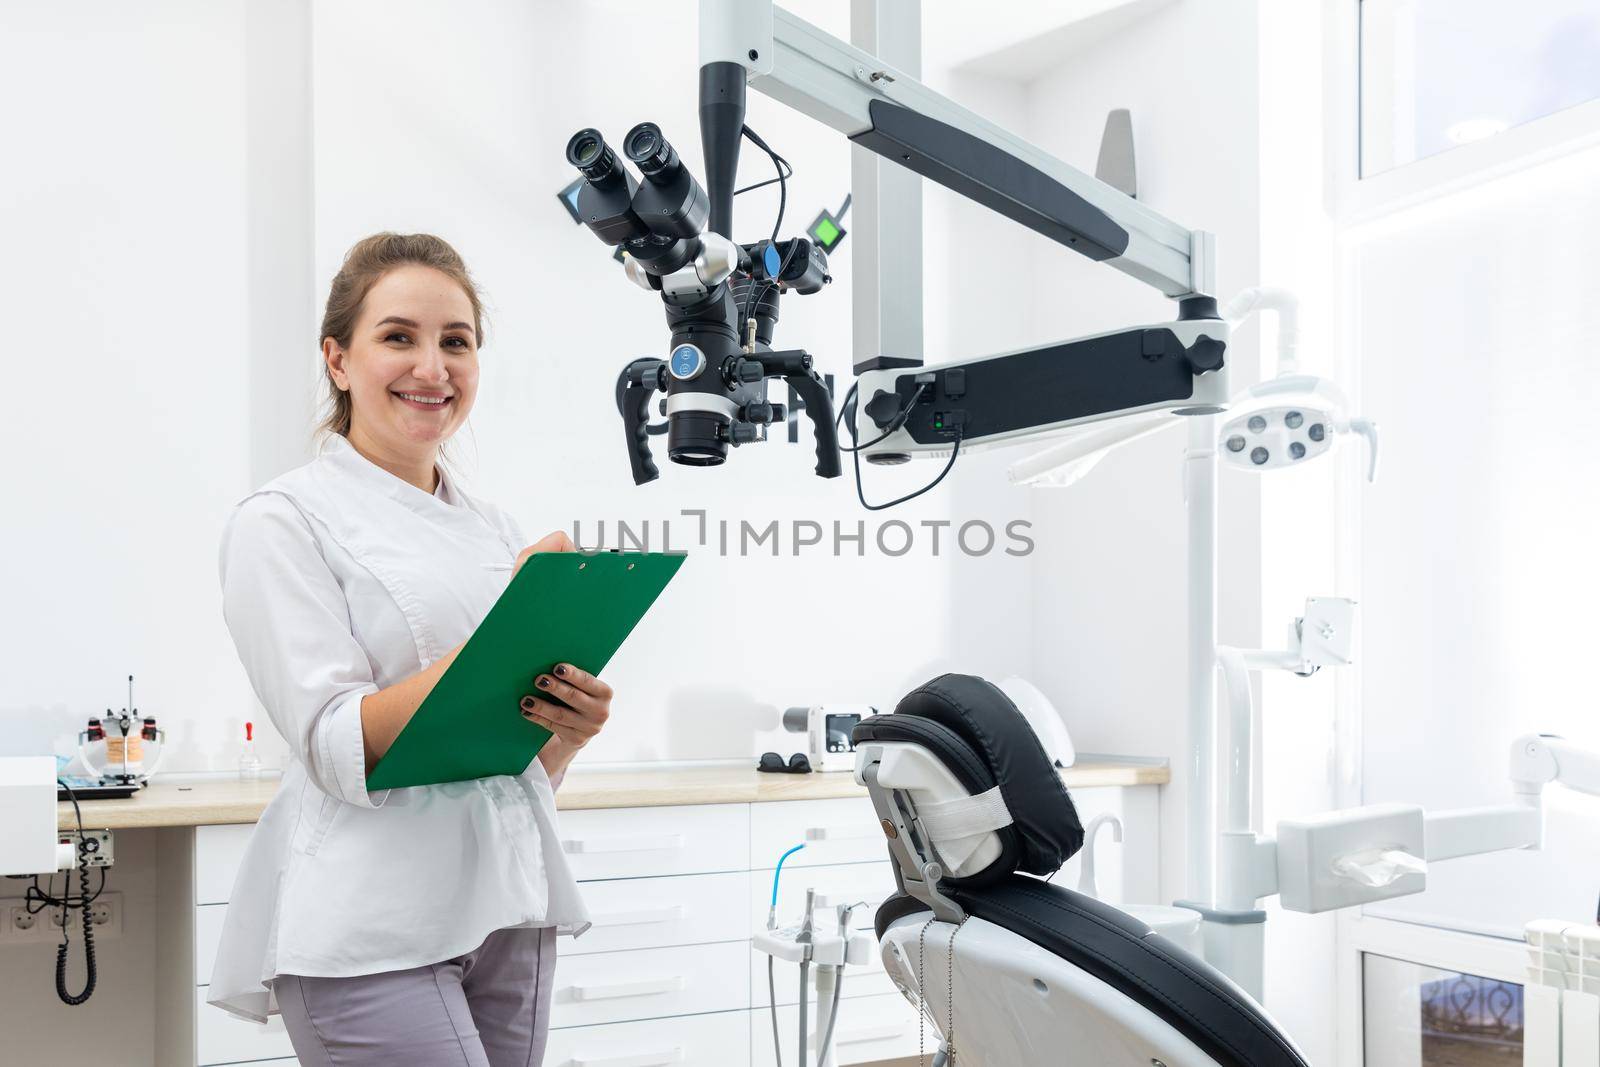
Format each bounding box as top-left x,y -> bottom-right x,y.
853,674 -> 1309,1067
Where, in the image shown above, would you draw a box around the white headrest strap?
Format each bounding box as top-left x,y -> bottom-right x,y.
917,785 -> 1013,842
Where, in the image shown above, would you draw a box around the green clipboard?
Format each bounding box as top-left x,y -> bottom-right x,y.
367,550 -> 685,790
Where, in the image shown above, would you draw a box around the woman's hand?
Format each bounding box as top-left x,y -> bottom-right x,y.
527,663 -> 612,785
514,530 -> 575,574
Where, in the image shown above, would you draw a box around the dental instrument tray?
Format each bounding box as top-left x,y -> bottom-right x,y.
366,550 -> 685,790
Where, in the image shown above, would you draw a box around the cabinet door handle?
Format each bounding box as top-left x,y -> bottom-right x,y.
570,976 -> 686,1001
590,906 -> 682,928
563,834 -> 684,854
804,826 -> 877,842
570,1048 -> 685,1067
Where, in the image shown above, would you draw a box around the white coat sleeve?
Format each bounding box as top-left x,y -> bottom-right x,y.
219,492 -> 387,808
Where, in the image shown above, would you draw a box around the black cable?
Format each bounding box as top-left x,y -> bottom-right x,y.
35,781 -> 98,1005
736,125 -> 800,333
839,381 -> 964,510
853,428 -> 962,511
733,155 -> 793,197
835,381 -> 928,452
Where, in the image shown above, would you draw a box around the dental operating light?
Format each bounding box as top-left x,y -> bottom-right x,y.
1220,375 -> 1379,480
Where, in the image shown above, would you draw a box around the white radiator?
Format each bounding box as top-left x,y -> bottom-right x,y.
1526,920 -> 1600,1067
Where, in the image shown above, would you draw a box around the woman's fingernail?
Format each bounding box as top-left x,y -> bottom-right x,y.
554,664 -> 567,677
537,677 -> 551,689
521,696 -> 535,709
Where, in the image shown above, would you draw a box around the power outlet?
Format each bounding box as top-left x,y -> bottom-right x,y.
0,893 -> 122,945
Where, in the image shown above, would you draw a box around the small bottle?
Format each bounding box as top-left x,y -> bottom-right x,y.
238,721 -> 262,780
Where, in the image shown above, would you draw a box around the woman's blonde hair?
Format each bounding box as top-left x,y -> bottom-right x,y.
318,232 -> 486,437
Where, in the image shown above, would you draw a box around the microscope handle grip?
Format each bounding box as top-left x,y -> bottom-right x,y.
785,371 -> 842,479
622,384 -> 660,485
616,359 -> 663,485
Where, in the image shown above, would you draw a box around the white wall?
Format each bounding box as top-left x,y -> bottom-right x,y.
1354,143 -> 1600,935
1010,0 -> 1264,908
0,0 -> 306,775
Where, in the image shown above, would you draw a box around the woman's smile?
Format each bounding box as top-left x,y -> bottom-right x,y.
392,389 -> 454,411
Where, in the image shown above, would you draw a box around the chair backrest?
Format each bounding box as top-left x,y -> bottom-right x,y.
853,673 -> 1084,887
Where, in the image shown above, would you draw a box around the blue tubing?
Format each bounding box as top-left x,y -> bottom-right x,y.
771,843 -> 806,908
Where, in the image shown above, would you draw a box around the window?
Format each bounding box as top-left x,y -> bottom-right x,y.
1363,954 -> 1523,1066
1360,0 -> 1600,175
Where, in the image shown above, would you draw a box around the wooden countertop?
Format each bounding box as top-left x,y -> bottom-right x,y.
57,760 -> 1168,831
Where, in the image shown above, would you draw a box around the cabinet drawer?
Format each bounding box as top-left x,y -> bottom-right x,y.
751,991 -> 922,1066
195,903 -> 226,986
550,940 -> 749,1030
750,799 -> 887,869
558,804 -> 749,881
544,1009 -> 749,1067
569,870 -> 750,956
197,987 -> 295,1064
195,823 -> 255,905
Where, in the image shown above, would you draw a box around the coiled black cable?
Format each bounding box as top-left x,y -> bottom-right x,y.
34,781 -> 99,1005
54,849 -> 96,1005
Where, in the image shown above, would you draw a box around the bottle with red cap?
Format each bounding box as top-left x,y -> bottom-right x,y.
238,721 -> 262,781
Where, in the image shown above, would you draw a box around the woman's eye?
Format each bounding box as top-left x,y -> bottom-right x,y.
385,332 -> 411,344
444,336 -> 470,349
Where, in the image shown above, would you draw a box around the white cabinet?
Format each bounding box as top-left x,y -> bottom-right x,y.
559,803 -> 750,881
189,782 -> 1160,1067
751,992 -> 925,1067
544,1010 -> 749,1067
566,870 -> 750,956
751,798 -> 887,868
194,823 -> 253,905
195,988 -> 296,1064
549,940 -> 750,1029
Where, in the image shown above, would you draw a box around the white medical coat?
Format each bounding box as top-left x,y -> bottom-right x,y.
207,434 -> 589,1023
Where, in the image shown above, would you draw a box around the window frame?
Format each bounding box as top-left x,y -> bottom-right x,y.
1336,913 -> 1528,1067
1324,5 -> 1600,1064
1329,1 -> 1600,225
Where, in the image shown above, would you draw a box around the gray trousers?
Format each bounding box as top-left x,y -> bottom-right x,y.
274,926 -> 557,1067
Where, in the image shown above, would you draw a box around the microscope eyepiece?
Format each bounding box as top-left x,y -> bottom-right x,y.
623,122 -> 679,179
567,128 -> 622,183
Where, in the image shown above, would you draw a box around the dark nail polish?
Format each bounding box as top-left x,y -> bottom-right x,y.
521,696 -> 535,709
537,677 -> 550,688
555,664 -> 567,677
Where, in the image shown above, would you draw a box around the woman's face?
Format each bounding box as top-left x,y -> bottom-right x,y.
325,264 -> 480,457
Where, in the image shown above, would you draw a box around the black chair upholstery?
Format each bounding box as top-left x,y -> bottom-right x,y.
853,673 -> 1083,884
858,673 -> 1310,1067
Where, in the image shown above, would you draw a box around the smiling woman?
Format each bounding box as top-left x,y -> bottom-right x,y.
318,232 -> 485,488
207,232 -> 616,1066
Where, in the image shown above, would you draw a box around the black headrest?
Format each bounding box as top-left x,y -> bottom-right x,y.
854,673 -> 1083,881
